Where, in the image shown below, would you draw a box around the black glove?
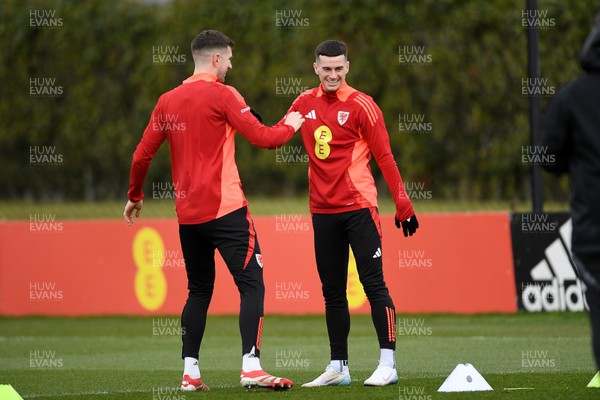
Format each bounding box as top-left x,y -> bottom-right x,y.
395,214 -> 419,237
250,108 -> 263,123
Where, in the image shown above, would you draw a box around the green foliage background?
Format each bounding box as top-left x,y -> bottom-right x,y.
1,0 -> 595,202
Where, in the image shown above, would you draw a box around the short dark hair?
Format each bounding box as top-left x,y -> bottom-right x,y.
315,40 -> 348,61
191,30 -> 234,55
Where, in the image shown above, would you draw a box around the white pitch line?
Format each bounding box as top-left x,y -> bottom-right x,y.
0,336 -> 154,341
21,384 -> 240,398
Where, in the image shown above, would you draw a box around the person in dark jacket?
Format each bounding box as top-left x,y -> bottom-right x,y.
542,14 -> 600,370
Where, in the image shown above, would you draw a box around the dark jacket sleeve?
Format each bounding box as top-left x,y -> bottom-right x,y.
541,86 -> 572,174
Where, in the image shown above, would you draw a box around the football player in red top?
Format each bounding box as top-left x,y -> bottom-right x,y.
278,40 -> 419,387
123,30 -> 304,391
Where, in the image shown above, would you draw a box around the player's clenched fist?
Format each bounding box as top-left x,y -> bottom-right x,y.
284,111 -> 305,132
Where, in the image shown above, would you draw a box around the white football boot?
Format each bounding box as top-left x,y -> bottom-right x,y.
302,364 -> 351,387
364,364 -> 398,386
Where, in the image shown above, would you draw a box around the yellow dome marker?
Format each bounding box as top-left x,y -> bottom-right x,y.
0,385 -> 24,400
587,371 -> 600,388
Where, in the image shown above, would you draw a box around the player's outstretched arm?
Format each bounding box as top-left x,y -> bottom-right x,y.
283,111 -> 305,132
223,86 -> 303,148
249,106 -> 304,133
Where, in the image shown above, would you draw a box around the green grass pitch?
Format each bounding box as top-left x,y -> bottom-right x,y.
0,313 -> 597,399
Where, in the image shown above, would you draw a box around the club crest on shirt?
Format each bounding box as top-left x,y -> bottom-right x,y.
256,253 -> 263,268
337,111 -> 350,126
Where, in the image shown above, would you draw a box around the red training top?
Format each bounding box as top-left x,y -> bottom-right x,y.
279,82 -> 414,220
128,72 -> 296,224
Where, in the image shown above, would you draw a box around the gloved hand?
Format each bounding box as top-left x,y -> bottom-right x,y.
395,214 -> 419,237
250,108 -> 263,123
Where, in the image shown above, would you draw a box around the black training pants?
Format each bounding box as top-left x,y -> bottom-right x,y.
574,253 -> 600,370
179,207 -> 265,359
312,208 -> 396,361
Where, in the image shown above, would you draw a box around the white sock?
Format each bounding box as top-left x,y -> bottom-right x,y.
184,357 -> 200,378
379,349 -> 395,368
329,360 -> 349,373
242,347 -> 262,372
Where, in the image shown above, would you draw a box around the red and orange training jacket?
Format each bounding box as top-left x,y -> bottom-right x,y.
128,72 -> 295,224
279,82 -> 414,220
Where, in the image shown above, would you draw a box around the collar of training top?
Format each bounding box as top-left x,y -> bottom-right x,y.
182,72 -> 221,84
317,81 -> 354,102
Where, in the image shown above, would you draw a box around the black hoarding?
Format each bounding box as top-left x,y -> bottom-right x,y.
510,212 -> 588,312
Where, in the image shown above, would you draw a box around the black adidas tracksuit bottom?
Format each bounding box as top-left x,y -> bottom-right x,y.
312,207 -> 396,361
574,254 -> 600,370
179,207 -> 264,360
